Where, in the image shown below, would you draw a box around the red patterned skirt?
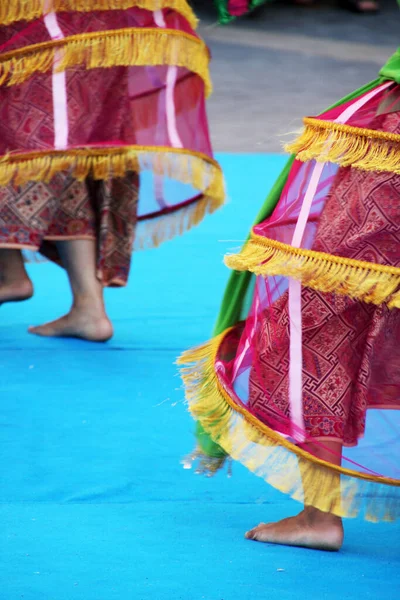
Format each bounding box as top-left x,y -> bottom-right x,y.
249,166 -> 400,446
0,6 -> 225,286
0,172 -> 139,286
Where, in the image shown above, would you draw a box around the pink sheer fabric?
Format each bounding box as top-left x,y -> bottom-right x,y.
216,83 -> 400,479
0,8 -> 216,220
227,0 -> 250,17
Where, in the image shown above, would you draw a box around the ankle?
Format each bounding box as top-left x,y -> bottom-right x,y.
0,251 -> 30,284
303,506 -> 342,526
72,294 -> 106,313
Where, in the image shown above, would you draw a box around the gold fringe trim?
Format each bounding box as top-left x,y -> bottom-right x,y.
0,145 -> 224,205
178,331 -> 400,522
22,190 -> 222,259
0,0 -> 198,30
134,193 -> 223,250
0,28 -> 211,96
286,117 -> 400,174
225,234 -> 400,309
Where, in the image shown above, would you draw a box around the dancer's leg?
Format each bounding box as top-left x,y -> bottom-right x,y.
0,249 -> 33,303
29,239 -> 113,342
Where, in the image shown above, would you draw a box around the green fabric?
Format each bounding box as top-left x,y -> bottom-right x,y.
213,0 -> 273,24
195,51 -> 400,458
195,157 -> 295,456
380,48 -> 400,84
196,422 -> 227,458
249,0 -> 274,11
212,156 -> 295,336
213,0 -> 235,24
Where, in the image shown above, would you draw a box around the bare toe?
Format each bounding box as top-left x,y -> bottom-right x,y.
245,523 -> 266,540
28,310 -> 113,342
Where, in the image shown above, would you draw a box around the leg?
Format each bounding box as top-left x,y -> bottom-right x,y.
0,248 -> 34,304
245,441 -> 344,551
29,239 -> 113,342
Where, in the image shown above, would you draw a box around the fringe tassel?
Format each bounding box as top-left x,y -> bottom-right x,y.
134,194 -> 223,250
0,146 -> 225,250
0,0 -> 198,30
0,27 -> 211,96
178,331 -> 400,522
0,145 -> 224,201
225,234 -> 400,309
286,117 -> 400,175
22,191 -> 222,263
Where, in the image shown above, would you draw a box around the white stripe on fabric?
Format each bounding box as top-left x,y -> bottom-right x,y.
44,5 -> 69,150
287,81 -> 392,442
153,10 -> 183,148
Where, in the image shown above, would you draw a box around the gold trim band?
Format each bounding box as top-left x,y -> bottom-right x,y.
178,329 -> 400,521
0,0 -> 198,29
225,233 -> 400,308
0,27 -> 211,95
0,144 -> 224,199
302,117 -> 400,144
0,144 -> 225,248
286,117 -> 400,174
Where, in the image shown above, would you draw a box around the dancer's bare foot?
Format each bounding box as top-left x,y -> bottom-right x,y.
28,239 -> 114,342
0,277 -> 33,304
0,248 -> 34,304
245,507 -> 344,551
28,305 -> 113,342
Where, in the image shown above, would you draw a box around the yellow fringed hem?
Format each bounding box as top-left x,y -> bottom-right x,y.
0,27 -> 211,96
134,193 -> 223,250
21,190 -> 221,257
178,331 -> 400,522
0,0 -> 198,30
0,144 -> 224,207
225,234 -> 400,309
285,117 -> 400,174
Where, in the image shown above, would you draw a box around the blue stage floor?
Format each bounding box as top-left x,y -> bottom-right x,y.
1,154 -> 399,600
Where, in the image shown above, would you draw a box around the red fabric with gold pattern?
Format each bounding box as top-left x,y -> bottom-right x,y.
0,172 -> 139,286
248,165 -> 400,446
0,4 -> 223,282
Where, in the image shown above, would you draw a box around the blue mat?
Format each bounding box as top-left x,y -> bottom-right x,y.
1,154 -> 399,600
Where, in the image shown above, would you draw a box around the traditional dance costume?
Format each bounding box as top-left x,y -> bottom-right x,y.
213,0 -> 269,24
179,49 -> 400,522
0,1 -> 224,285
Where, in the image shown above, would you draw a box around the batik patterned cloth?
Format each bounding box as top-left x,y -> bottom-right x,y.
0,2 -> 224,280
0,172 -> 139,286
249,165 -> 400,447
179,76 -> 400,522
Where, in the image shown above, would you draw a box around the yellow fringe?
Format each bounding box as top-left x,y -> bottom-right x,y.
134,194 -> 223,250
178,330 -> 400,522
16,146 -> 224,257
0,0 -> 198,30
286,117 -> 400,174
225,234 -> 400,309
0,143 -> 222,185
0,28 -> 211,96
23,190 -> 222,259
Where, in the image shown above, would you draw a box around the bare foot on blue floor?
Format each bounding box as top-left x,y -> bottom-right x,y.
0,248 -> 34,304
28,306 -> 113,342
245,507 -> 344,551
0,277 -> 33,304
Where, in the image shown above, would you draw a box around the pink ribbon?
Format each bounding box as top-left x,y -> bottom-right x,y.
288,81 -> 392,442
